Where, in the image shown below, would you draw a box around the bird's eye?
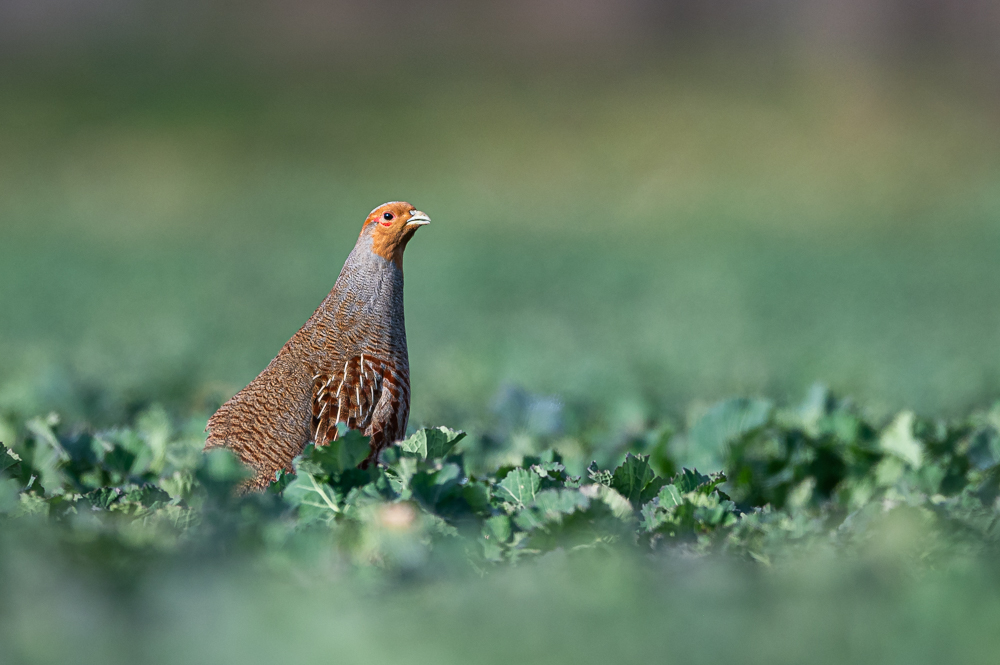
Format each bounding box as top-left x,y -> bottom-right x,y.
383,212 -> 394,221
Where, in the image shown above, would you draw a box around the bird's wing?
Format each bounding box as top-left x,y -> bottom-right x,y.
311,354 -> 386,445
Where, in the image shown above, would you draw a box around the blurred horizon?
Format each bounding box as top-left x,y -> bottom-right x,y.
2,0 -> 1000,67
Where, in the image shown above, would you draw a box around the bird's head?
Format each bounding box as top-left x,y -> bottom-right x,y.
362,201 -> 430,268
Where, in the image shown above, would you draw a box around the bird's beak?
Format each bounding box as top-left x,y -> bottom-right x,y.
406,211 -> 431,227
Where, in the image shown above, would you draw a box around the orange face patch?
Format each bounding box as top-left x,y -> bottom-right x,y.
362,201 -> 422,268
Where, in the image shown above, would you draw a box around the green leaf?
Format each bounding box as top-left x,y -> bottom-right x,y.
673,468 -> 711,493
481,515 -> 511,561
462,480 -> 492,514
610,453 -> 665,506
579,484 -> 634,520
85,487 -> 127,510
610,453 -> 653,497
494,468 -> 541,509
330,467 -> 375,496
284,471 -> 341,519
640,478 -> 668,505
513,489 -> 592,532
657,483 -> 684,508
531,489 -> 590,521
308,430 -> 372,474
484,515 -> 512,543
399,427 -> 467,460
410,463 -> 463,509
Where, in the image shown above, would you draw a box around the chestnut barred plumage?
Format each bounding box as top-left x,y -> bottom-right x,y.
205,202 -> 429,490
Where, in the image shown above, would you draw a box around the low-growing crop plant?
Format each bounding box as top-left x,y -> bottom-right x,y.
3,386 -> 1000,574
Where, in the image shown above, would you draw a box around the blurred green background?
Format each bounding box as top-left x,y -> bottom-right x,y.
2,1 -> 1000,428
4,3 -> 1000,663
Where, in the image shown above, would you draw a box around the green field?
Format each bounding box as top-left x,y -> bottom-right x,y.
3,57 -> 1000,664
3,60 -> 1000,421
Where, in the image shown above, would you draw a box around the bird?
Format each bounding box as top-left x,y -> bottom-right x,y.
204,201 -> 430,491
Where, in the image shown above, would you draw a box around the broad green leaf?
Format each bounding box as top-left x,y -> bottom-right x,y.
309,430 -> 372,474
94,428 -> 151,477
284,471 -> 341,520
513,489 -> 591,531
640,477 -> 668,505
531,489 -> 590,521
462,481 -> 492,514
409,463 -> 463,509
399,427 -> 466,460
673,468 -> 711,493
580,484 -> 634,520
494,468 -> 541,508
657,484 -> 684,508
330,467 -> 375,496
363,468 -> 402,502
610,453 -> 653,498
483,515 -> 512,543
610,453 -> 665,506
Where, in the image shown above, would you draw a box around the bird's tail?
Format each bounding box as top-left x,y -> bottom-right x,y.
204,360 -> 313,491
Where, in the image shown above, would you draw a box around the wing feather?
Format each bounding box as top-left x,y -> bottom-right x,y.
312,355 -> 385,445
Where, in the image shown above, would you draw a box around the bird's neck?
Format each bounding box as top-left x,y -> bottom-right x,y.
346,233 -> 404,278
332,234 -> 406,322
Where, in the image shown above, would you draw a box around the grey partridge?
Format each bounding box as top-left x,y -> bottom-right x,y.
204,201 -> 430,490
